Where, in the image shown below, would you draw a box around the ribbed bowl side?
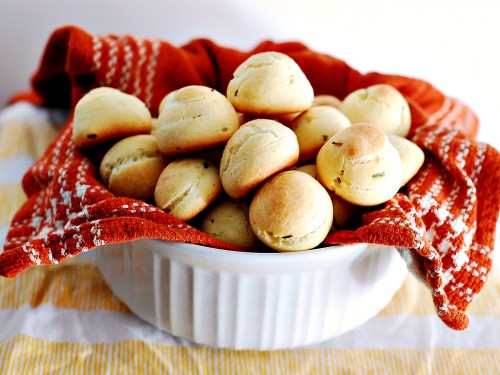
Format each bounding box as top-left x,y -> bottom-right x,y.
96,241 -> 408,350
169,266 -> 341,350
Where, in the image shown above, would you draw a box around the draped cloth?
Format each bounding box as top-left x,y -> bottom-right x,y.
1,25 -> 499,331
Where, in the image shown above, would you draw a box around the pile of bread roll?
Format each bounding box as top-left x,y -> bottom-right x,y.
72,51 -> 424,252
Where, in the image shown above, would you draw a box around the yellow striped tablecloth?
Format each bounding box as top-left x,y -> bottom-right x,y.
1,102 -> 500,374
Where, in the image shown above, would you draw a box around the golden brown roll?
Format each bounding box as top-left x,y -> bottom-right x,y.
72,87 -> 153,148
155,85 -> 240,156
154,157 -> 223,221
329,192 -> 362,229
220,118 -> 300,199
237,113 -> 255,126
269,111 -> 303,126
195,146 -> 225,167
290,105 -> 351,164
316,123 -> 402,206
294,164 -> 360,228
99,134 -> 169,201
201,197 -> 260,250
249,170 -> 333,251
226,51 -> 314,116
339,84 -> 411,137
312,94 -> 342,109
294,163 -> 318,179
388,134 -> 425,186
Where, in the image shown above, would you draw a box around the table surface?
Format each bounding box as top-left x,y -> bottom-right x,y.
0,98 -> 499,374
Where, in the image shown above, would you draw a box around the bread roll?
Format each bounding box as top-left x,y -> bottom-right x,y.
237,113 -> 255,126
195,146 -> 225,167
329,192 -> 362,229
154,157 -> 223,221
269,111 -> 303,126
316,123 -> 402,206
227,51 -> 314,115
249,171 -> 333,251
155,85 -> 240,156
290,105 -> 351,164
99,134 -> 169,201
158,89 -> 178,115
201,198 -> 260,250
294,163 -> 318,179
339,84 -> 411,137
312,94 -> 342,109
220,119 -> 299,199
388,134 -> 425,187
295,164 -> 360,228
73,87 -> 152,148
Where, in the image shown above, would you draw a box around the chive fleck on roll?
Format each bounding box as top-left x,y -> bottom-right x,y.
316,123 -> 402,206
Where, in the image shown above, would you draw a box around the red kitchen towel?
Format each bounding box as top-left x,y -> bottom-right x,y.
1,25 -> 499,331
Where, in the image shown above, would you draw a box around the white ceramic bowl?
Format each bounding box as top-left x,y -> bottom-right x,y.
96,239 -> 408,350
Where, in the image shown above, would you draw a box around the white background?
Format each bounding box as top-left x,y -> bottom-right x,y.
0,0 -> 498,150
